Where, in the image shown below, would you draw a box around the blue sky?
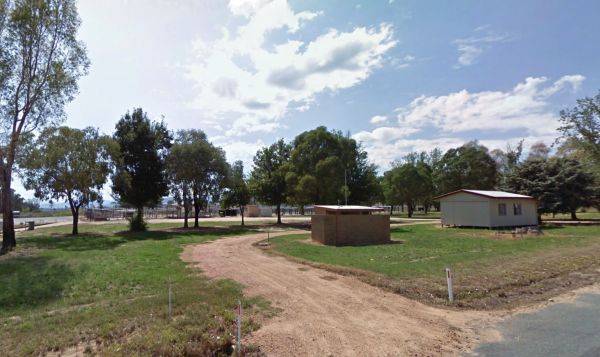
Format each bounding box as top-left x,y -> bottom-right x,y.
14,0 -> 600,198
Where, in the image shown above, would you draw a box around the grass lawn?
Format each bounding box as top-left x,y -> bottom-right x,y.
268,224 -> 600,309
541,211 -> 600,220
0,222 -> 273,356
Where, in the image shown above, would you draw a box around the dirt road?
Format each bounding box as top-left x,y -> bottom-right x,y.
182,231 -> 491,356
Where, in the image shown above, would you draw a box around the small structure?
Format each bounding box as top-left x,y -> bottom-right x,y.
311,205 -> 390,245
244,205 -> 273,217
435,189 -> 538,228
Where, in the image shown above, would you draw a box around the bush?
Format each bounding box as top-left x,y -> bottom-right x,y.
128,212 -> 147,231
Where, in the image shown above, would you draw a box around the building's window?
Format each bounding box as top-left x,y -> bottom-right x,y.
513,203 -> 522,216
498,203 -> 507,216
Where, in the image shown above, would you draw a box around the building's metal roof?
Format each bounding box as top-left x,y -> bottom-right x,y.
434,189 -> 535,200
314,205 -> 385,212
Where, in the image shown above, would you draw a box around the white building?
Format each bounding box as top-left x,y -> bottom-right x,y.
435,190 -> 538,228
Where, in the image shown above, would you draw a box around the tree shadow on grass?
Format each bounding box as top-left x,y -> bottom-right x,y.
0,255 -> 74,310
17,226 -> 256,253
390,227 -> 412,235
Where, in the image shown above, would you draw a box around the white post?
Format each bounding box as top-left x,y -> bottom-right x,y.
236,299 -> 242,355
168,281 -> 172,319
445,268 -> 454,303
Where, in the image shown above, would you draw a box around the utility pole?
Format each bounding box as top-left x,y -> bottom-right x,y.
344,168 -> 348,206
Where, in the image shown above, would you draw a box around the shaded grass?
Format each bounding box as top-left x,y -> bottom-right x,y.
391,211 -> 441,219
0,222 -> 270,356
269,224 -> 600,309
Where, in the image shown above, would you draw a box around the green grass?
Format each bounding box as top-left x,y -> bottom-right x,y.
541,211 -> 600,220
269,224 -> 600,308
0,222 -> 272,356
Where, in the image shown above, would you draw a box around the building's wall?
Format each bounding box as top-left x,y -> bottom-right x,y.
337,215 -> 390,245
259,207 -> 273,217
311,215 -> 337,245
440,193 -> 538,228
489,199 -> 538,227
311,214 -> 390,245
245,205 -> 260,217
440,193 -> 491,227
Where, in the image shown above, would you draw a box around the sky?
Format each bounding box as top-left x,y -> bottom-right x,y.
13,0 -> 600,199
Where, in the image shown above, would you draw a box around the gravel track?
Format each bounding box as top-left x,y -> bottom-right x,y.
182,230 -> 490,356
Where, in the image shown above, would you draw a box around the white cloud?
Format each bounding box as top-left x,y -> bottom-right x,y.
369,115 -> 388,125
187,0 -> 396,137
390,54 -> 415,69
453,31 -> 511,68
212,136 -> 266,170
353,75 -> 585,169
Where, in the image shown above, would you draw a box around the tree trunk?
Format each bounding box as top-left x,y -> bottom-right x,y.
72,206 -> 79,235
1,172 -> 16,254
191,193 -> 200,228
67,194 -> 79,235
571,210 -> 578,220
240,206 -> 245,226
194,202 -> 200,228
183,191 -> 189,228
407,203 -> 414,218
389,205 -> 394,216
276,203 -> 282,224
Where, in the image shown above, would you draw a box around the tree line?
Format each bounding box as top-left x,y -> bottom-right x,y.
381,89 -> 600,220
1,0 -> 599,254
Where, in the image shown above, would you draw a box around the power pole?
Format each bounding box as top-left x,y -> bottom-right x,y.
344,168 -> 348,206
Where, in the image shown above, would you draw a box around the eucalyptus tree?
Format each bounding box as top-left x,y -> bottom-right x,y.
20,126 -> 113,234
249,139 -> 291,224
221,161 -> 250,226
558,91 -> 600,167
433,141 -> 497,194
0,0 -> 89,252
166,129 -> 228,228
286,126 -> 379,207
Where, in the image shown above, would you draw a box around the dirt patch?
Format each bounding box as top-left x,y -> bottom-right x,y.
182,231 -> 492,356
319,275 -> 338,281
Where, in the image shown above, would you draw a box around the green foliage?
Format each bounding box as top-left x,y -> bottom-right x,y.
382,161 -> 433,217
434,141 -> 497,194
0,0 -> 89,250
112,108 -> 172,229
558,91 -> 600,168
490,140 -> 524,188
287,126 -> 379,205
249,139 -> 291,223
505,157 -> 598,218
166,130 -> 228,227
20,126 -> 113,234
221,161 -> 250,225
128,211 -> 148,231
0,188 -> 25,211
0,0 -> 89,133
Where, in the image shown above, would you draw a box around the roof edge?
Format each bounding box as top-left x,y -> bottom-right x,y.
433,189 -> 536,200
